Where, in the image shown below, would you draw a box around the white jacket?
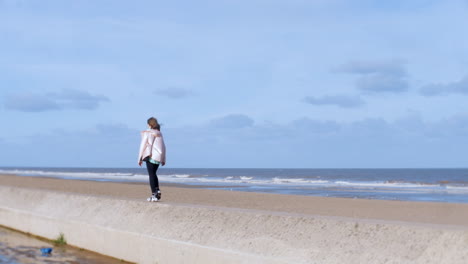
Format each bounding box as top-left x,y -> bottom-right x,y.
138,129 -> 166,164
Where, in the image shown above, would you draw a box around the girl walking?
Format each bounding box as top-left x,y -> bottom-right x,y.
138,117 -> 166,202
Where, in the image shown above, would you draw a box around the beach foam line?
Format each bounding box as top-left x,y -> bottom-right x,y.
3,169 -> 468,192
1,185 -> 467,264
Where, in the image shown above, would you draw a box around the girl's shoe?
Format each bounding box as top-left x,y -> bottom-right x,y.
156,190 -> 162,200
147,194 -> 158,202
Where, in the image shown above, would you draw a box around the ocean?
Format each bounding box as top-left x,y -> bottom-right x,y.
1,167 -> 468,203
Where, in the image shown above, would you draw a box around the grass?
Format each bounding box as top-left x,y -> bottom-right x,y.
0,225 -> 136,263
53,232 -> 67,246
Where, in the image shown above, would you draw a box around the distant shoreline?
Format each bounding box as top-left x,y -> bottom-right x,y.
1,166 -> 468,203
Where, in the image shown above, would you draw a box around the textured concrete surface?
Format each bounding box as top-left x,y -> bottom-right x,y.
0,185 -> 467,264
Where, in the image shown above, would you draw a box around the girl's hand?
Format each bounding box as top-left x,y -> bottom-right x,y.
138,160 -> 142,166
161,162 -> 165,166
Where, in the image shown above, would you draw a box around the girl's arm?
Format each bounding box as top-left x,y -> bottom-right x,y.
138,131 -> 148,165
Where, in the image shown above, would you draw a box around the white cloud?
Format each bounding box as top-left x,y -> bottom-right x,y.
49,89 -> 110,110
4,93 -> 60,112
335,60 -> 407,77
291,118 -> 340,134
355,73 -> 409,93
4,89 -> 109,112
155,87 -> 196,99
0,122 -> 139,167
208,114 -> 254,129
335,60 -> 409,93
303,95 -> 365,108
420,74 -> 468,96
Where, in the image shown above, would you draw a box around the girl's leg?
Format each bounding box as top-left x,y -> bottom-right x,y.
145,161 -> 160,194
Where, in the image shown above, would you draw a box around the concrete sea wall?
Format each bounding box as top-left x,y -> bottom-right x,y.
0,186 -> 467,264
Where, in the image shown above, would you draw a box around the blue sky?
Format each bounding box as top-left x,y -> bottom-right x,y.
1,0 -> 468,168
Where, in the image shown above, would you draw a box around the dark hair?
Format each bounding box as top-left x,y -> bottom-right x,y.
147,117 -> 161,130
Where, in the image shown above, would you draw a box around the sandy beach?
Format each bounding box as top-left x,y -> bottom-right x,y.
1,173 -> 467,263
1,174 -> 467,226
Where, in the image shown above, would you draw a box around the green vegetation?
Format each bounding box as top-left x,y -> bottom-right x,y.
53,232 -> 67,246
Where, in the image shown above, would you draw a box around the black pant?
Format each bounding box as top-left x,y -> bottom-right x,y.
145,161 -> 160,194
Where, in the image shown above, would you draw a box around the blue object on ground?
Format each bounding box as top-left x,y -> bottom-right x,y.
40,247 -> 53,256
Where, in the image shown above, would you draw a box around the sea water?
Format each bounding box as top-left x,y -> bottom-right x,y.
1,167 -> 468,203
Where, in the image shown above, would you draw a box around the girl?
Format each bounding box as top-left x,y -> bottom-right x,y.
138,117 -> 166,202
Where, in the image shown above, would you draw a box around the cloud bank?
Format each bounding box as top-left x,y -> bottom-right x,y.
1,113 -> 468,168
209,114 -> 254,129
303,95 -> 365,108
154,87 -> 196,99
4,89 -> 109,112
163,113 -> 468,167
420,75 -> 468,96
335,60 -> 409,94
